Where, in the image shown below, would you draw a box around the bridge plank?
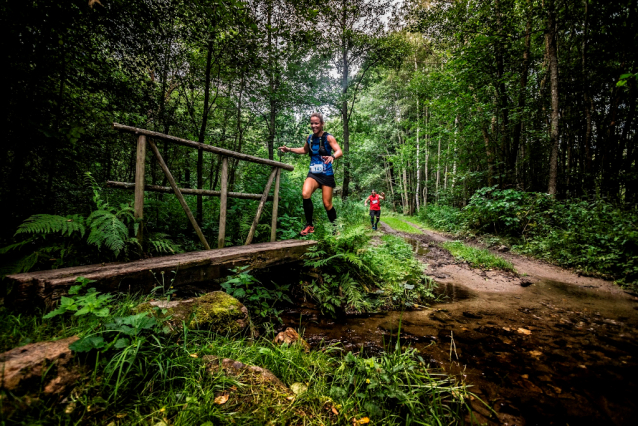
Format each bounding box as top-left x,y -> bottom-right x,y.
6,239 -> 315,308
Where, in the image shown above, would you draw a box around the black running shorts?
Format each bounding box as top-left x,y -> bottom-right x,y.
369,210 -> 381,218
307,172 -> 336,188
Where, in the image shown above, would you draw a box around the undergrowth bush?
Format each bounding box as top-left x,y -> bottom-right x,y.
418,186 -> 638,286
303,202 -> 434,315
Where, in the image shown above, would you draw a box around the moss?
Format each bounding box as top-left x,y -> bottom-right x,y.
136,292 -> 249,335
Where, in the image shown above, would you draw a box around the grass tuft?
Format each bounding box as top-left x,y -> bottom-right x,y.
381,217 -> 423,234
442,241 -> 516,272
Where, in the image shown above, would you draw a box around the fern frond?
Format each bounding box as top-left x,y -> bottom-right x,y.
147,233 -> 181,254
87,210 -> 129,256
0,252 -> 39,277
15,214 -> 86,237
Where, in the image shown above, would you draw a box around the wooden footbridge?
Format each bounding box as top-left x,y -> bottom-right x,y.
7,124 -> 315,306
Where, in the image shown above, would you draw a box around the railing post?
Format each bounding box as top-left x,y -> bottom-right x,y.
218,156 -> 229,248
245,167 -> 278,245
270,168 -> 281,242
134,134 -> 146,242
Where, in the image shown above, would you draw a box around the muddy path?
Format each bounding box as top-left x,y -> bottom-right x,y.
281,221 -> 638,426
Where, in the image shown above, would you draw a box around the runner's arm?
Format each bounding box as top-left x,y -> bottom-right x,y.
278,142 -> 309,155
322,135 -> 343,164
379,192 -> 386,200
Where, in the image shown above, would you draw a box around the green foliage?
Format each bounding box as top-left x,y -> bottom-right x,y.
302,203 -> 434,315
419,187 -> 638,286
15,214 -> 87,237
442,241 -> 516,272
418,204 -> 464,233
1,173 -> 179,278
221,266 -> 292,321
43,277 -> 113,319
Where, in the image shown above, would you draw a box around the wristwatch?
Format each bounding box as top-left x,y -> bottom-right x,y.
330,155 -> 335,160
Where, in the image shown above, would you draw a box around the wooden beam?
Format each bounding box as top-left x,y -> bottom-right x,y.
106,181 -> 273,201
6,240 -> 317,308
147,140 -> 211,250
245,167 -> 278,245
134,135 -> 146,242
218,157 -> 229,249
271,168 -> 281,242
113,123 -> 294,171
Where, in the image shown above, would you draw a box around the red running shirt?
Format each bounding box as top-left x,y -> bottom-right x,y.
368,194 -> 381,211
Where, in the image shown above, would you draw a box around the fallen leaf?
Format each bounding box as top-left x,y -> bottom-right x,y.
529,350 -> 543,357
331,406 -> 339,415
291,382 -> 308,395
521,374 -> 529,379
189,353 -> 198,358
116,413 -> 127,418
503,327 -> 511,331
548,384 -> 562,394
286,396 -> 295,401
354,417 -> 370,424
578,364 -> 587,369
214,394 -> 229,405
64,402 -> 76,414
517,328 -> 532,335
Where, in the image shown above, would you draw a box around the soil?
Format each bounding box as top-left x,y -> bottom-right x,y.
281,221 -> 638,426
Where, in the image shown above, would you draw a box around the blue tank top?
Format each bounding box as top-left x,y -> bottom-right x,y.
307,132 -> 334,176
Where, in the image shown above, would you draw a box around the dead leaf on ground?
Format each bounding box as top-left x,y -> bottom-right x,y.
521,374 -> 529,379
331,406 -> 339,415
214,393 -> 229,405
353,417 -> 370,424
529,350 -> 543,357
189,353 -> 198,358
502,327 -> 511,331
291,382 -> 308,395
517,328 -> 532,335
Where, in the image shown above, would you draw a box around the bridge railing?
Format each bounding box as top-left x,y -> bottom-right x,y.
110,123 -> 294,249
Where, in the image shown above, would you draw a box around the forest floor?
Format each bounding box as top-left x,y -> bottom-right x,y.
282,219 -> 638,426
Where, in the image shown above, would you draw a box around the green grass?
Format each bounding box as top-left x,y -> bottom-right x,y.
442,240 -> 516,272
381,217 -> 423,234
0,303 -> 469,425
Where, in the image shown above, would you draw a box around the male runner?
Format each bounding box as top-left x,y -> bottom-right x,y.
364,190 -> 385,230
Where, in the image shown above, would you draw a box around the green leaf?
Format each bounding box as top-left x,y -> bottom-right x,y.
70,336 -> 105,352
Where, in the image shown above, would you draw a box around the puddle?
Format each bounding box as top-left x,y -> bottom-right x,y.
405,237 -> 430,256
281,278 -> 638,425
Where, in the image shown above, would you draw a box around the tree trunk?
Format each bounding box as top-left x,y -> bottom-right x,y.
197,40 -> 214,224
546,0 -> 560,196
340,0 -> 350,199
415,56 -> 420,211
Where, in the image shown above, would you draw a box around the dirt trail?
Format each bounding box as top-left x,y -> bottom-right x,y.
283,221 -> 638,426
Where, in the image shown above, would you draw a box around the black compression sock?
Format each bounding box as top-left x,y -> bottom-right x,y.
327,207 -> 337,223
370,216 -> 375,226
303,198 -> 314,225
375,218 -> 380,226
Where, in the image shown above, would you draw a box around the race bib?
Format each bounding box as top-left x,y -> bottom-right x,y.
310,164 -> 324,174
372,200 -> 378,204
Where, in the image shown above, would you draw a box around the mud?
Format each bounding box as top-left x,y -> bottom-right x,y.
281,222 -> 638,426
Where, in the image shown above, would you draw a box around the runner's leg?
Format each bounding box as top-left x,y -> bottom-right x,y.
302,178 -> 320,226
375,210 -> 381,227
322,185 -> 336,223
370,212 -> 375,227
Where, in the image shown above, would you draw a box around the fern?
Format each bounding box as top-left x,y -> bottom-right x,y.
147,233 -> 181,254
15,214 -> 86,237
87,209 -> 130,256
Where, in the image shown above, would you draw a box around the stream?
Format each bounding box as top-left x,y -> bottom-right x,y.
280,225 -> 638,426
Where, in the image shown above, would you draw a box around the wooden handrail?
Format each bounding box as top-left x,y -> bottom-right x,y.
106,181 -> 273,201
113,123 -> 294,171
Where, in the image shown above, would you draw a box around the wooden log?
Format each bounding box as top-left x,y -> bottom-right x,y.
148,140 -> 211,250
6,240 -> 317,308
106,181 -> 273,201
245,167 -> 278,245
218,157 -> 229,249
113,123 -> 294,171
134,135 -> 146,241
270,168 -> 281,242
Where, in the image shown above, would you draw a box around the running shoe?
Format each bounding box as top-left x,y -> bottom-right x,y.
300,224 -> 315,236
